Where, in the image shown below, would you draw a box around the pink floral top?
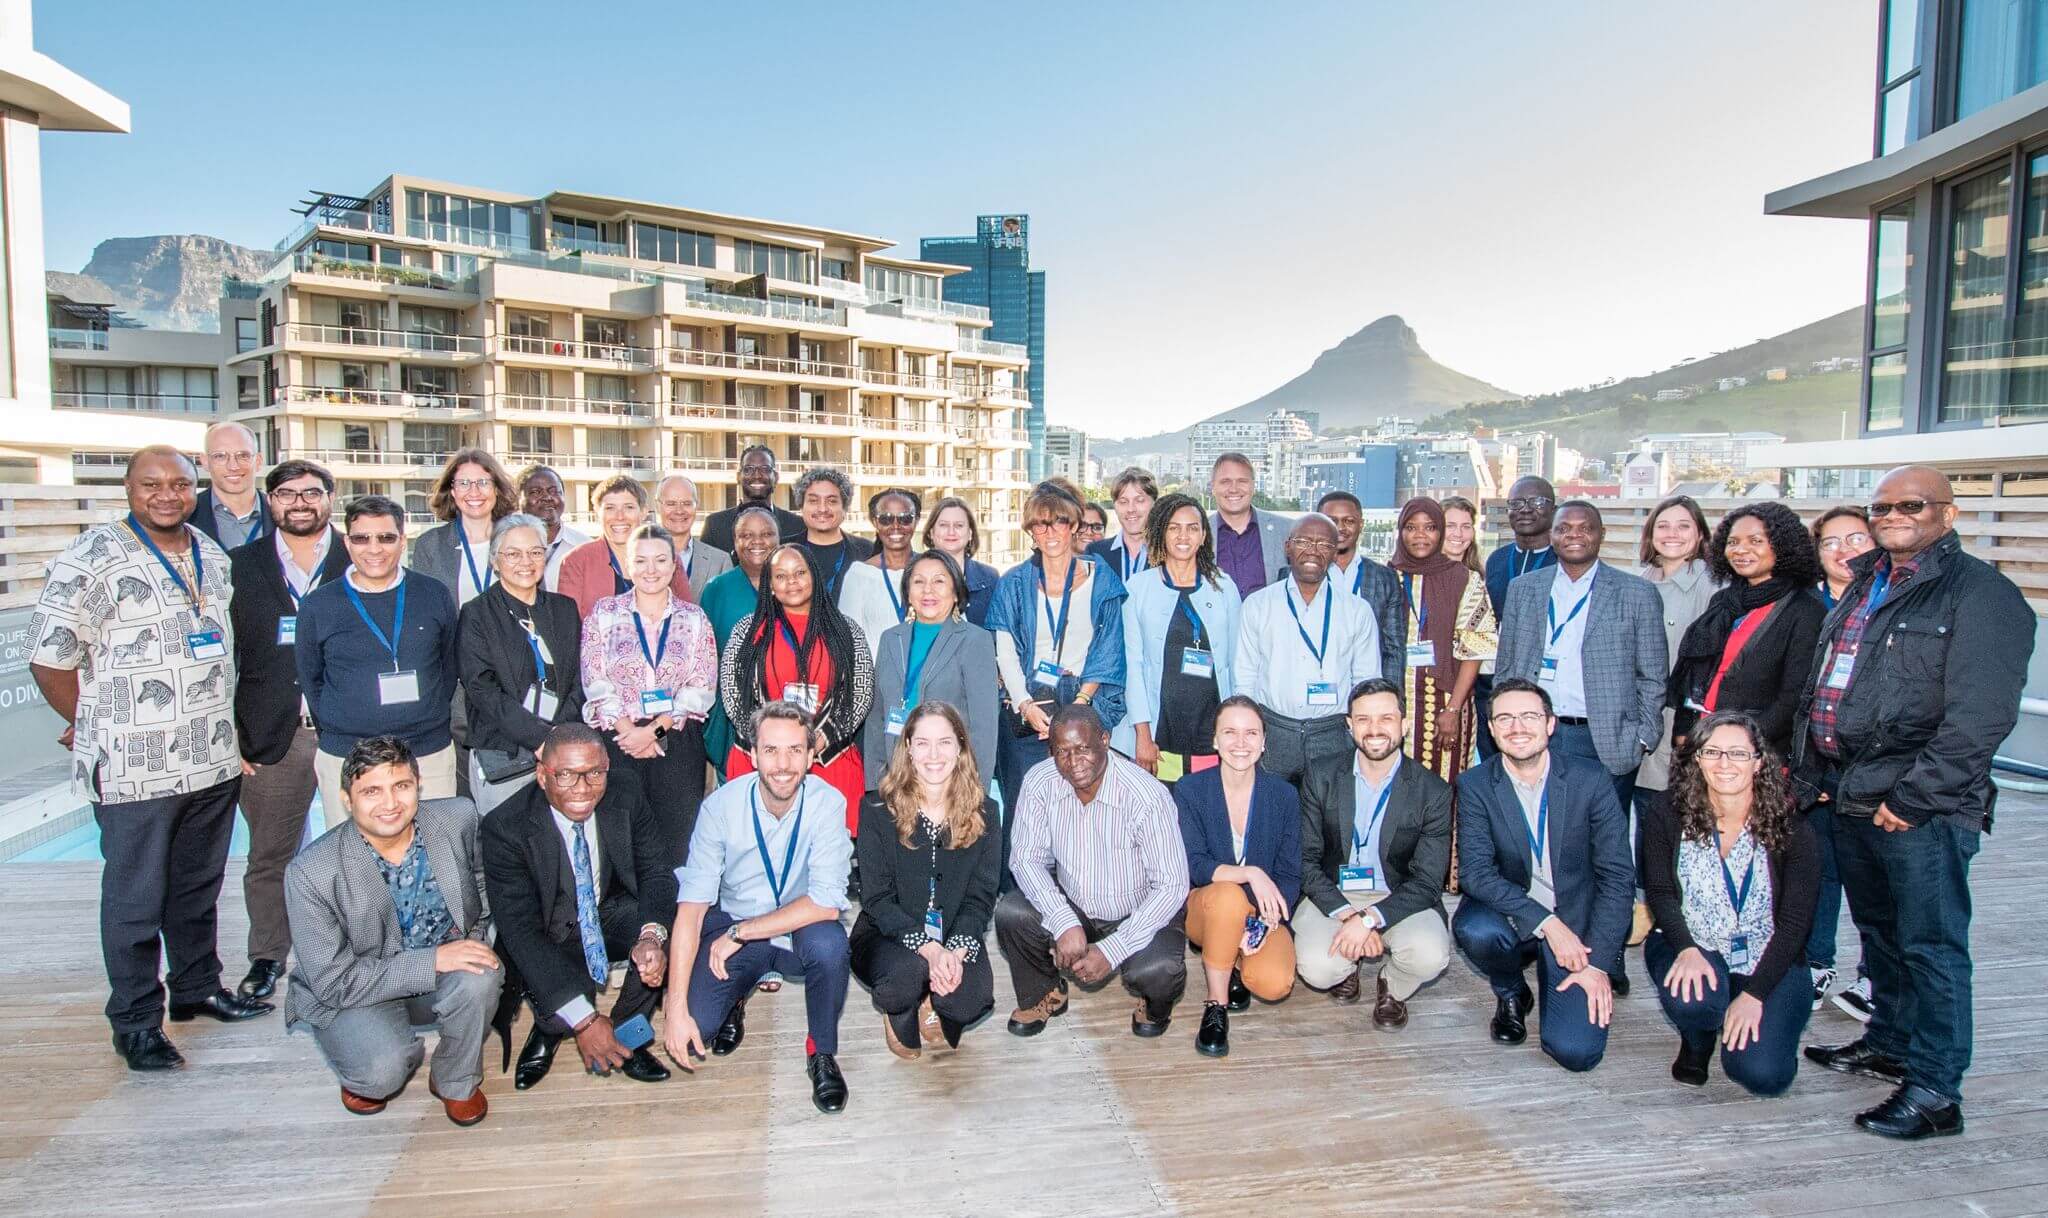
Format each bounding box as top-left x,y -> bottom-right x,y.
580,591 -> 718,730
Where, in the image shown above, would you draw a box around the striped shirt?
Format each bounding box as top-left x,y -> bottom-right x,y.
1009,752 -> 1190,967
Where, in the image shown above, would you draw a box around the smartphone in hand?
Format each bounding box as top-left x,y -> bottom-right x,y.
613,1013 -> 654,1051
1243,913 -> 1269,951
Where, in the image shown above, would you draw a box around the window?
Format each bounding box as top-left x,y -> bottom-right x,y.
343,424 -> 373,452
405,189 -> 536,250
551,215 -> 624,256
822,258 -> 853,282
734,239 -> 817,284
584,317 -> 629,346
863,265 -> 941,304
1867,201 -> 1914,432
507,369 -> 549,402
0,130 -> 9,397
1955,0 -> 2048,124
670,378 -> 706,405
586,374 -> 630,403
313,238 -> 372,263
631,221 -> 714,268
737,384 -> 769,412
402,366 -> 454,394
587,429 -> 629,458
1876,0 -> 1921,153
235,317 -> 258,354
509,425 -> 553,455
403,423 -> 457,455
507,311 -> 551,338
1934,156 -> 2048,424
237,374 -> 259,408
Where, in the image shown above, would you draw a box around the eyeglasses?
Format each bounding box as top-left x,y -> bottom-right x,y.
1818,533 -> 1871,552
1867,499 -> 1950,518
546,767 -> 608,788
269,487 -> 329,505
1077,522 -> 1106,536
1027,519 -> 1075,533
1489,711 -> 1550,729
208,450 -> 256,466
452,477 -> 496,493
498,547 -> 548,564
347,532 -> 402,546
1287,538 -> 1336,553
1507,496 -> 1554,511
1695,747 -> 1758,763
873,512 -> 918,527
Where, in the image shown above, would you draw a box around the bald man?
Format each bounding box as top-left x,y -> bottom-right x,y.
655,474 -> 731,597
191,421 -> 273,548
1795,465 -> 2034,1140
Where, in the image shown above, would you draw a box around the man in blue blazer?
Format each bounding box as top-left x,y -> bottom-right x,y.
1452,678 -> 1634,1073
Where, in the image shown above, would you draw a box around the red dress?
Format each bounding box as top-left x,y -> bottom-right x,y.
725,611 -> 866,833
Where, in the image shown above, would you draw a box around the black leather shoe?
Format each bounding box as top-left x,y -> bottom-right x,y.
620,1046 -> 670,1083
1856,1085 -> 1963,1140
1227,970 -> 1252,1012
807,1052 -> 848,1114
168,989 -> 273,1023
1672,1036 -> 1713,1087
1131,1002 -> 1172,1038
711,1000 -> 746,1056
1609,967 -> 1631,998
1195,1002 -> 1229,1057
1805,1037 -> 1907,1084
238,959 -> 286,1001
1490,983 -> 1534,1045
513,1027 -> 560,1091
113,1028 -> 184,1071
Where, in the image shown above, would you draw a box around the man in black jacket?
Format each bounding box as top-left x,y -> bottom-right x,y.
228,459 -> 349,1001
482,724 -> 676,1090
1795,465 -> 2035,1140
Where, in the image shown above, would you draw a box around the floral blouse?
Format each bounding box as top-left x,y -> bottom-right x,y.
1677,829 -> 1776,967
579,591 -> 718,730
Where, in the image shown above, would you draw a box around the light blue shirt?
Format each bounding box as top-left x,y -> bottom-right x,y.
675,772 -> 853,917
1544,565 -> 1597,719
1351,754 -> 1400,875
1234,578 -> 1382,720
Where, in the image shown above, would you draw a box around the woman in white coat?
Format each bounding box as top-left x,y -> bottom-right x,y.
1115,492 -> 1243,781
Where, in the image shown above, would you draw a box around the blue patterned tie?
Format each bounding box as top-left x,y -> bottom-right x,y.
571,822 -> 607,986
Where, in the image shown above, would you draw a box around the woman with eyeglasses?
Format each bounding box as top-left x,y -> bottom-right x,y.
1642,713 -> 1818,1094
560,475 -> 694,619
1114,492 -> 1241,780
1812,506 -> 1874,610
699,505 -> 781,777
458,513 -> 586,812
411,447 -> 517,609
579,521 -> 717,865
1806,504 -> 1876,1018
922,497 -> 1001,627
1077,502 -> 1110,547
862,551 -> 999,791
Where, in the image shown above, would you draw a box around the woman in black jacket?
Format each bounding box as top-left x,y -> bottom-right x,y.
1643,711 -> 1819,1095
1668,502 -> 1826,757
850,701 -> 1001,1060
457,513 -> 585,812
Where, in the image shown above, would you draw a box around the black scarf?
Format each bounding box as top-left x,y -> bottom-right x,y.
1668,576 -> 1800,713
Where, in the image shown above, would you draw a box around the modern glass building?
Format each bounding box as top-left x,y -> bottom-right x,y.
921,215 -> 1046,478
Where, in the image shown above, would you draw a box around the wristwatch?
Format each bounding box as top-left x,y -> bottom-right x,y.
725,923 -> 745,944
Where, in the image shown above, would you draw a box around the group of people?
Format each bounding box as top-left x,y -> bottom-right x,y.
27,423 -> 2031,1141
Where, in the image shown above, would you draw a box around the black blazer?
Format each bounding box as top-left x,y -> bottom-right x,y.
457,581 -> 586,755
190,487 -> 273,548
228,529 -> 350,765
482,781 -> 679,1016
1640,793 -> 1819,998
1455,754 -> 1635,967
853,793 -> 1001,948
1669,588 -> 1826,758
1300,756 -> 1451,928
700,503 -> 804,555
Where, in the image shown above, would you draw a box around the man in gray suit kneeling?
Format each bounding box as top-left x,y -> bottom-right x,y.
284,735 -> 503,1127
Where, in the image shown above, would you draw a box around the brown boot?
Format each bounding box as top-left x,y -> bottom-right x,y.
1006,984 -> 1070,1037
430,1082 -> 489,1127
1372,976 -> 1409,1031
339,1087 -> 386,1116
1330,971 -> 1363,1005
917,998 -> 945,1047
884,1015 -> 922,1061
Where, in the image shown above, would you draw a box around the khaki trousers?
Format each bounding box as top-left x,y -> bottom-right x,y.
1291,898 -> 1450,1001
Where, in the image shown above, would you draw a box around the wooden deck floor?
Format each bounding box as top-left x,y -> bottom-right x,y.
4,800 -> 2048,1218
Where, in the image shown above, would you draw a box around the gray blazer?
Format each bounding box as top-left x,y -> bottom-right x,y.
1495,561 -> 1668,777
282,797 -> 491,1031
861,618 -> 1000,789
679,538 -> 733,599
1213,508 -> 1291,589
406,521 -> 466,601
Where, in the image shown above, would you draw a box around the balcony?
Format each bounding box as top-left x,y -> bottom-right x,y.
275,385 -> 483,416
898,297 -> 992,324
274,207 -> 390,253
495,334 -> 653,368
49,328 -> 111,351
494,394 -> 654,422
952,381 -> 1030,405
406,220 -> 530,252
664,400 -> 953,438
959,336 -> 1027,359
285,322 -> 484,355
549,234 -> 628,258
666,347 -> 861,382
288,252 -> 468,292
678,283 -> 848,328
52,391 -> 218,415
857,366 -> 955,393
299,448 -> 451,474
550,453 -> 656,475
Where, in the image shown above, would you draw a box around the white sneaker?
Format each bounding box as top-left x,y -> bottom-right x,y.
1810,966 -> 1837,1011
1831,975 -> 1875,1023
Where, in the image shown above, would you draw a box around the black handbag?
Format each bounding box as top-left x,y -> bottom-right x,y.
474,747 -> 536,784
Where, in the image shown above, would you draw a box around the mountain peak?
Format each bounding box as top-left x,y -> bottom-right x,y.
77,234 -> 277,332
1331,314 -> 1421,356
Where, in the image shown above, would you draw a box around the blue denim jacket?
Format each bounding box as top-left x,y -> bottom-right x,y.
987,552 -> 1128,730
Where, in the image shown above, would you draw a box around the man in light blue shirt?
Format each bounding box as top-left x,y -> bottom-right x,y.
1545,562 -> 1596,720
663,701 -> 854,1114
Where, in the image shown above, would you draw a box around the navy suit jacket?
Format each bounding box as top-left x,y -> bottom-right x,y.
1171,767 -> 1302,915
1454,752 -> 1634,967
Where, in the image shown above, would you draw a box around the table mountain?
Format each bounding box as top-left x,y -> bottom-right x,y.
74,235 -> 276,332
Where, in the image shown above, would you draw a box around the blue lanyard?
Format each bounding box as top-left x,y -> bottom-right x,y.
1172,586 -> 1208,650
903,628 -> 938,707
1547,582 -> 1591,647
1352,768 -> 1395,863
822,545 -> 849,600
519,615 -> 549,692
1819,582 -> 1836,610
749,782 -> 806,908
1284,580 -> 1333,664
1867,564 -> 1893,613
1352,560 -> 1366,596
607,546 -> 630,594
1712,829 -> 1755,916
127,515 -> 205,624
1402,572 -> 1426,634
881,561 -> 907,623
1528,786 -> 1550,868
1512,545 -> 1552,579
342,573 -> 406,671
457,527 -> 493,594
1123,543 -> 1147,580
1039,559 -> 1078,669
633,608 -> 672,677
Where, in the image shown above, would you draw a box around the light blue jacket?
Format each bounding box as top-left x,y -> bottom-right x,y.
1112,566 -> 1242,755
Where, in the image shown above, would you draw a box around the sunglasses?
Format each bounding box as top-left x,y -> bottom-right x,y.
347,532 -> 403,546
1867,499 -> 1950,518
873,512 -> 918,527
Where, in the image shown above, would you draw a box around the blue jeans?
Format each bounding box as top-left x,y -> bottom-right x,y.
1801,805 -> 1865,980
1643,930 -> 1810,1096
1452,899 -> 1609,1073
687,907 -> 850,1056
1833,812 -> 1980,1103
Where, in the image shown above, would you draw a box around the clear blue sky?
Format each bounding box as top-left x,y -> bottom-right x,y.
37,0 -> 1875,437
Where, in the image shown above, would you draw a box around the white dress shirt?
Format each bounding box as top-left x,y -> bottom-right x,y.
1234,577 -> 1381,719
543,525 -> 591,593
1543,565 -> 1597,719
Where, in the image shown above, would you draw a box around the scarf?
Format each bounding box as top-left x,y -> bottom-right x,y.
1387,497 -> 1469,651
1668,575 -> 1799,714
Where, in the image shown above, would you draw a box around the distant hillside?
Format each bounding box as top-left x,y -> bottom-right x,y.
74,235 -> 277,332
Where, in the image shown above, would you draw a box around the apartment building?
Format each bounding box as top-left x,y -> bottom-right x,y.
1188,419 -> 1265,481
1630,430 -> 1785,475
222,176 -> 1033,557
45,277 -> 222,483
1043,424 -> 1089,484
920,215 -> 1047,480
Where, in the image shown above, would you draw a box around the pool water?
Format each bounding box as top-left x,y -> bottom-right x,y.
8,804 -> 325,863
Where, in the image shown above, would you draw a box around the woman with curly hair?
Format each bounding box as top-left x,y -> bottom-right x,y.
1667,502 -> 1827,760
1642,712 -> 1819,1094
1113,492 -> 1242,780
720,543 -> 874,833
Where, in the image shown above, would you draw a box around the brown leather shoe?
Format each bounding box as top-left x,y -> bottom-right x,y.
1372,976 -> 1409,1031
917,998 -> 944,1047
884,1015 -> 922,1061
1330,971 -> 1363,1005
1006,984 -> 1070,1036
429,1083 -> 489,1128
339,1087 -> 386,1116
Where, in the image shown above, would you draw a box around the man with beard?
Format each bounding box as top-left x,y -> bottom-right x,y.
227,460 -> 352,1001
515,465 -> 588,593
699,445 -> 804,556
655,474 -> 731,598
1292,678 -> 1452,1031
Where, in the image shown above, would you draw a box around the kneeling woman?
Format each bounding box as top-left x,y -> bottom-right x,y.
1171,696 -> 1301,1057
1643,711 -> 1818,1095
852,702 -> 1001,1058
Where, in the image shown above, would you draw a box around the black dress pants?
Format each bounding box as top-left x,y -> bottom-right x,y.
93,777 -> 241,1032
993,888 -> 1187,1021
605,720 -> 706,871
850,912 -> 995,1046
526,894 -> 663,1036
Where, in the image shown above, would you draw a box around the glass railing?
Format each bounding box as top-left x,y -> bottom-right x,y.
406,219 -> 531,252
959,336 -> 1027,359
52,392 -> 218,414
49,327 -> 112,351
279,385 -> 481,412
223,278 -> 265,300
285,322 -> 483,353
550,234 -> 629,258
273,208 -> 390,252
898,297 -> 991,323
289,252 -> 468,292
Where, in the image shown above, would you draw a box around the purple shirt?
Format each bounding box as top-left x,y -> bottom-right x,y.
1214,512 -> 1268,595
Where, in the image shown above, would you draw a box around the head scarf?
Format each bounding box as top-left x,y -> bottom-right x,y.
1387,497 -> 1469,650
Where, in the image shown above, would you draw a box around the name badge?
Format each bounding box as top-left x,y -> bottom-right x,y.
1339,864 -> 1385,894
1826,649 -> 1856,690
1305,681 -> 1338,708
885,705 -> 909,736
1406,641 -> 1437,669
1180,648 -> 1215,679
276,616 -> 297,646
783,683 -> 819,714
1032,659 -> 1066,685
531,687 -> 561,720
378,669 -> 421,705
188,629 -> 227,659
1726,932 -> 1758,973
1539,655 -> 1559,683
640,688 -> 675,716
924,907 -> 945,941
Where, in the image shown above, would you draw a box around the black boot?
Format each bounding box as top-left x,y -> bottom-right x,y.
1671,1034 -> 1713,1087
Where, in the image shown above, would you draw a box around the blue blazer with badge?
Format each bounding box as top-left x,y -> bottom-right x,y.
1112,566 -> 1242,757
1172,765 -> 1302,916
1454,753 -> 1634,969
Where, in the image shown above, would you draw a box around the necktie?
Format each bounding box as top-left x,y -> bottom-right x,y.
572,823 -> 607,986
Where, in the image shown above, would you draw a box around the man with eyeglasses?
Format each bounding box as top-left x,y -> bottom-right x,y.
297,495 -> 461,826
1235,514 -> 1385,788
227,460 -> 350,1002
483,723 -> 675,1090
1452,678 -> 1633,1073
189,421 -> 274,549
656,473 -> 731,597
1477,477 -> 1561,761
515,465 -> 588,593
699,444 -> 805,557
1794,466 -> 2034,1140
